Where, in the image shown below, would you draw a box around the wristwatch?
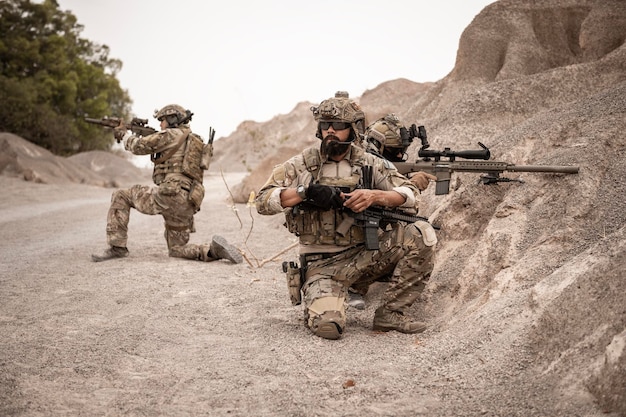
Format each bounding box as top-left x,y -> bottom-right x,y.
296,184 -> 307,200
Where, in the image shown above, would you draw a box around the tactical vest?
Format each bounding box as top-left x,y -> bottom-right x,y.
152,129 -> 205,185
285,146 -> 366,247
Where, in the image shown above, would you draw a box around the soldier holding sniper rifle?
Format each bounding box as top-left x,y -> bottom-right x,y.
356,114 -> 579,310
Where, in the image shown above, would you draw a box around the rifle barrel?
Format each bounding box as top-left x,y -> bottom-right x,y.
395,161 -> 579,174
506,164 -> 579,174
84,117 -> 118,128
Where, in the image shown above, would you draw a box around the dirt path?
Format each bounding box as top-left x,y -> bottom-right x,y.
0,174 -> 614,417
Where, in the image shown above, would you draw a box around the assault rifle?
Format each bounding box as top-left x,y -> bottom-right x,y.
85,116 -> 158,143
340,166 -> 438,250
393,130 -> 579,195
348,206 -> 436,250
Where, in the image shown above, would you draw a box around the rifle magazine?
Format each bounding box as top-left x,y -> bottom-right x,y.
435,179 -> 451,195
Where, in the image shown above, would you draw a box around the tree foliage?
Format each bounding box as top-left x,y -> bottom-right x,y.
0,0 -> 132,155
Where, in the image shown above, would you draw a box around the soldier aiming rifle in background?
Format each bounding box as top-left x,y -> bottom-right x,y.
89,104 -> 242,264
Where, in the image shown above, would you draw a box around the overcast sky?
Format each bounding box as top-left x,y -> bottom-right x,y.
55,0 -> 495,140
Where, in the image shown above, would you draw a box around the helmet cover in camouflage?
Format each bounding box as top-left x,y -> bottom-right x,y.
310,91 -> 366,143
311,91 -> 365,124
365,113 -> 405,153
153,104 -> 187,122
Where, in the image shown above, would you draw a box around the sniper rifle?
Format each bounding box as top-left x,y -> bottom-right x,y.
393,129 -> 579,195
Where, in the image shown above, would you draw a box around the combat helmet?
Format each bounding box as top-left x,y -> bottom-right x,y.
310,91 -> 366,141
153,104 -> 192,127
365,114 -> 415,162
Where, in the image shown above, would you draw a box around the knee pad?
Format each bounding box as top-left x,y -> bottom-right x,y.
307,296 -> 346,340
309,311 -> 344,340
414,220 -> 437,247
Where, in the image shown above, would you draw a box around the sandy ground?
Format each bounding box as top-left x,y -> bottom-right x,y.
0,172 -> 620,417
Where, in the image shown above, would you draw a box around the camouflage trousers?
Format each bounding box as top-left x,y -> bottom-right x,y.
105,184 -> 213,261
302,223 -> 434,332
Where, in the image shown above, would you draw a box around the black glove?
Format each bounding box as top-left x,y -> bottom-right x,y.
305,184 -> 344,210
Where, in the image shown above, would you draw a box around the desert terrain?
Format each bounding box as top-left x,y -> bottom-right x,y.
1,0 -> 625,416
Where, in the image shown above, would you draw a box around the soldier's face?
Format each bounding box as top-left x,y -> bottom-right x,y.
320,122 -> 352,160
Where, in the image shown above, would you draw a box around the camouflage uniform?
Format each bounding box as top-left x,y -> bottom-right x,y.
347,114 -> 435,302
93,104 -> 241,264
256,141 -> 435,339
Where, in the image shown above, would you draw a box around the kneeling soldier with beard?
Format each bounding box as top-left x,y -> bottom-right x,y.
255,92 -> 436,340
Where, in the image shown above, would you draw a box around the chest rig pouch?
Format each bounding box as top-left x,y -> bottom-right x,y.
285,148 -> 366,247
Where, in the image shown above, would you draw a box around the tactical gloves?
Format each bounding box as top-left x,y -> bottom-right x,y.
305,184 -> 345,210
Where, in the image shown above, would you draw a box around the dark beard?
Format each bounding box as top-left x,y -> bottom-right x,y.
321,135 -> 351,158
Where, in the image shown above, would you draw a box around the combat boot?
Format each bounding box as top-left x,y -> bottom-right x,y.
373,307 -> 427,334
91,246 -> 129,262
209,235 -> 242,264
